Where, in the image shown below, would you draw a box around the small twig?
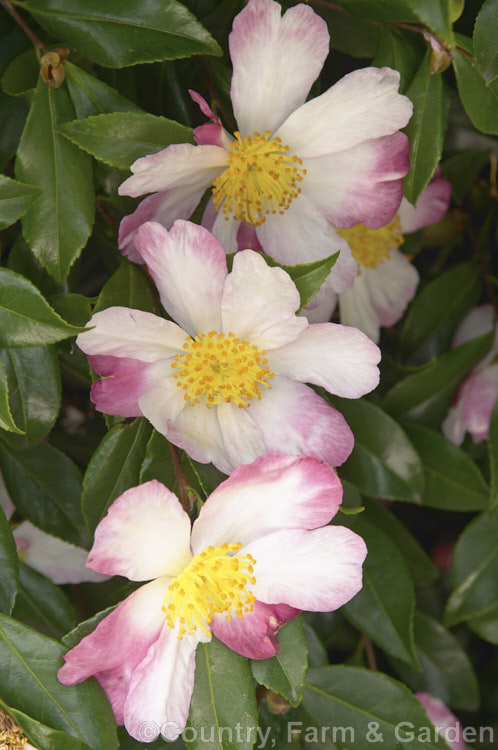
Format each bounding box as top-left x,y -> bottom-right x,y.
304,0 -> 347,13
1,0 -> 46,51
361,634 -> 378,670
168,442 -> 191,513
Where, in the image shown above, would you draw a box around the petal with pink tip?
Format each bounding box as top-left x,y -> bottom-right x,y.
89,355 -> 154,417
191,453 -> 343,554
462,365 -> 498,441
268,323 -> 380,398
134,221 -> 227,337
244,525 -> 367,611
88,480 -> 192,580
452,304 -> 495,348
416,693 -> 465,750
398,171 -> 452,233
230,0 -> 329,136
212,601 -> 298,659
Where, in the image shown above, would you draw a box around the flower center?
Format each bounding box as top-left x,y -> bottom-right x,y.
336,215 -> 403,270
163,543 -> 256,639
172,330 -> 274,409
212,130 -> 306,226
0,710 -> 28,750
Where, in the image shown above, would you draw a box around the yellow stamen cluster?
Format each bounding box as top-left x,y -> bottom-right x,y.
163,543 -> 257,639
172,330 -> 274,408
336,215 -> 403,271
212,130 -> 306,226
0,710 -> 28,750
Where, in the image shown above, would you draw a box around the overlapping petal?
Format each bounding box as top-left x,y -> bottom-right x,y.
211,601 -> 298,659
89,355 -> 154,417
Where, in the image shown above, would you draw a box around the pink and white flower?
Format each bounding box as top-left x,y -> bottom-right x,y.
416,692 -> 465,750
77,220 -> 380,474
304,170 -> 452,342
58,454 -> 367,741
442,305 -> 498,444
118,0 -> 412,295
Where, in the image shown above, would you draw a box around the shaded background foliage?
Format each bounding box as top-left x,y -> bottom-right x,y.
0,0 -> 497,749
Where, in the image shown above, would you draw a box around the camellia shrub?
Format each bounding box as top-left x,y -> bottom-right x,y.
0,1 -> 497,749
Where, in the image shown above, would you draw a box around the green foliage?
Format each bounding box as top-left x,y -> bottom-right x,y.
0,504 -> 19,615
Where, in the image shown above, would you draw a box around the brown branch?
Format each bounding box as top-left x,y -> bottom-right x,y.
361,634 -> 378,670
168,442 -> 191,513
1,0 -> 46,51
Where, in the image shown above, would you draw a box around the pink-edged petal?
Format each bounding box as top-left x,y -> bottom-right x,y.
221,250 -> 307,349
217,401 -> 266,471
124,626 -> 199,742
416,693 -> 465,750
255,194 -> 357,293
229,0 -> 329,136
164,401 -> 231,475
58,577 -> 170,724
462,365 -> 498,441
301,279 -> 338,324
14,522 -> 106,584
398,173 -> 451,233
269,323 -> 380,398
88,480 -> 191,581
302,132 -> 409,228
244,525 -> 367,611
118,187 -> 205,262
276,67 -> 412,157
89,355 -> 155,417
212,601 -> 298,659
134,220 -> 227,337
441,397 -> 467,446
237,221 -> 263,252
119,143 -> 227,198
191,453 -> 343,554
452,304 -> 495,348
249,376 -> 354,467
77,307 -> 186,362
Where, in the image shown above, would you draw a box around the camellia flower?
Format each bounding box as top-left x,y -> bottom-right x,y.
0,708 -> 37,750
443,305 -> 498,444
58,453 -> 367,741
77,220 -> 380,474
416,693 -> 465,750
303,170 -> 452,342
118,0 -> 412,297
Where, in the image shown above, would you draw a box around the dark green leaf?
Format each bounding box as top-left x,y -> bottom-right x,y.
304,623 -> 328,668
333,397 -> 424,503
489,401 -> 498,514
0,504 -> 19,615
303,666 -> 451,749
312,7 -> 380,59
452,49 -> 498,135
467,606 -> 498,644
82,419 -> 152,532
59,111 -> 193,171
93,260 -> 161,315
381,331 -> 494,426
0,700 -> 92,750
474,0 -> 498,84
251,616 -> 308,706
140,429 -> 178,491
445,512 -> 498,626
15,78 -> 95,284
13,563 -> 76,640
342,517 -> 418,666
49,294 -> 94,328
1,49 -> 38,100
338,0 -> 453,45
400,261 -> 481,364
0,174 -> 39,230
65,61 -> 142,119
0,268 -> 83,346
402,422 -> 489,511
441,149 -> 490,204
187,638 -> 257,750
0,440 -> 87,547
0,360 -> 24,435
372,27 -> 425,92
0,92 -> 28,170
184,456 -> 227,500
260,252 -> 340,310
403,52 -> 447,205
22,0 -> 222,68
0,613 -> 118,750
390,611 -> 479,712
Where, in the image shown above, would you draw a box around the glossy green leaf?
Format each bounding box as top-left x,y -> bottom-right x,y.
304,623 -> 328,668
0,440 -> 87,547
0,268 -> 83,347
93,260 -> 161,315
372,27 -> 425,92
59,111 -> 193,171
452,49 -> 498,135
65,61 -> 142,119
0,504 -> 19,615
402,422 -> 489,511
0,613 -> 118,750
441,149 -> 490,204
0,174 -> 39,230
467,606 -> 498,644
445,512 -> 498,626
22,0 -> 222,68
260,252 -> 340,310
311,6 -> 379,59
391,611 -> 479,711
82,419 -> 153,532
140,429 -> 179,492
474,0 -> 498,84
0,700 -> 92,750
338,0 -> 453,45
333,397 -> 424,503
403,52 -> 447,205
187,638 -> 257,750
381,331 -> 494,426
1,49 -> 38,100
251,616 -> 308,706
0,361 -> 24,435
400,261 -> 481,364
0,92 -> 28,170
15,77 -> 95,284
49,294 -> 94,327
342,517 -> 418,666
489,401 -> 498,514
303,666 -> 451,749
0,346 -> 61,446
13,562 -> 76,640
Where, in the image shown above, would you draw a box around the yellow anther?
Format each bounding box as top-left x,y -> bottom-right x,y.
336,215 -> 403,271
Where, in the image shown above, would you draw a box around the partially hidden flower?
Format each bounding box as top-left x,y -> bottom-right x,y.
77,220 -> 380,474
58,453 -> 367,741
0,473 -> 105,585
303,169 -> 452,342
118,0 -> 412,298
442,305 -> 498,444
0,708 -> 37,750
416,692 -> 465,750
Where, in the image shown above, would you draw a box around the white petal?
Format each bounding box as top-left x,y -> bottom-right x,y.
453,304 -> 495,348
138,368 -> 188,435
300,279 -> 338,324
363,249 -> 419,328
339,273 -> 380,342
166,402 -> 232,475
211,204 -> 241,253
217,401 -> 265,471
398,171 -> 451,233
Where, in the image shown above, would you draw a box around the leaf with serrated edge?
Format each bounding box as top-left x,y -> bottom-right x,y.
251,616 -> 308,706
